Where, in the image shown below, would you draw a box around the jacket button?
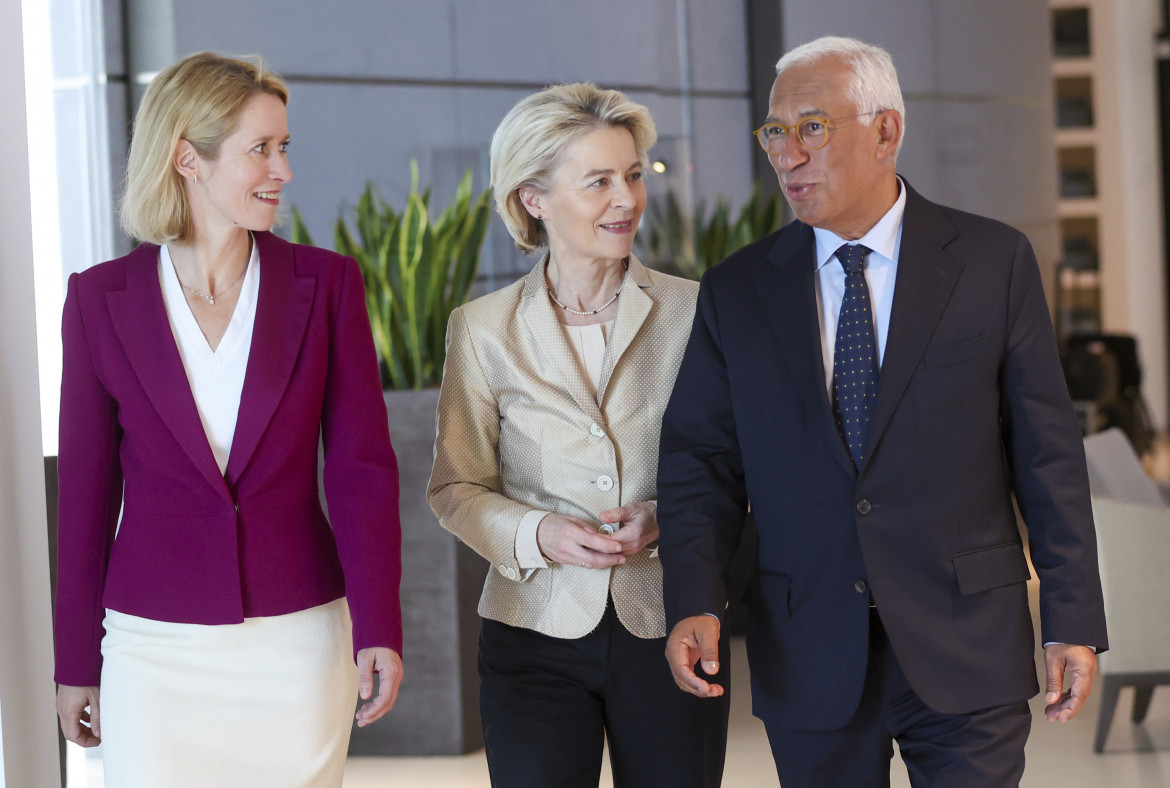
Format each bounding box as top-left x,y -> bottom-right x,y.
856,499 -> 872,515
590,423 -> 605,438
854,579 -> 869,594
496,564 -> 509,577
597,475 -> 614,491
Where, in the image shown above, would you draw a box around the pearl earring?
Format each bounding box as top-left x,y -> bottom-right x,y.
193,175 -> 199,185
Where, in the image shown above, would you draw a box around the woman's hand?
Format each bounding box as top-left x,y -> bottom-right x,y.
355,647 -> 404,727
536,514 -> 626,569
56,684 -> 101,747
598,501 -> 659,555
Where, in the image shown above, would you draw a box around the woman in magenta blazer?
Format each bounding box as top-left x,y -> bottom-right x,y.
53,52 -> 403,786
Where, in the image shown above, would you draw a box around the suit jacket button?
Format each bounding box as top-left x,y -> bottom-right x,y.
590,423 -> 606,438
854,579 -> 869,594
496,564 -> 509,577
856,498 -> 872,515
597,475 -> 614,491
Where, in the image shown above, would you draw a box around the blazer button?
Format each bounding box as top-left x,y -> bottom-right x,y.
597,475 -> 614,491
590,423 -> 606,438
854,579 -> 869,594
496,564 -> 509,577
856,498 -> 872,515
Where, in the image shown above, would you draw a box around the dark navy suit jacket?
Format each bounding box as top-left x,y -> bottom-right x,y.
658,183 -> 1108,730
54,231 -> 402,687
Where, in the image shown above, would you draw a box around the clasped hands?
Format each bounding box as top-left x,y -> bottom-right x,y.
536,501 -> 658,569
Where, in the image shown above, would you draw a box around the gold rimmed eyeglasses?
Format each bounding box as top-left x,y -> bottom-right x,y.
753,111 -> 884,153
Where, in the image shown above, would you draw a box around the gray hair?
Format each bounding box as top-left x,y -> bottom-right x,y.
489,82 -> 657,254
776,36 -> 905,155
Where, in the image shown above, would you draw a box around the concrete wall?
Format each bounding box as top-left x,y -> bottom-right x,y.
780,0 -> 1062,304
114,0 -> 756,286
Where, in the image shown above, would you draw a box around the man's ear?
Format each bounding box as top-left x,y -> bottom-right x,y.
874,109 -> 903,164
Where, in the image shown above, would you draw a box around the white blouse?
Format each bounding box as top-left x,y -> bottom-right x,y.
158,239 -> 261,475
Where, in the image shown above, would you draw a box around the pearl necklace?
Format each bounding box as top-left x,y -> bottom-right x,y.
177,263 -> 248,306
547,262 -> 629,316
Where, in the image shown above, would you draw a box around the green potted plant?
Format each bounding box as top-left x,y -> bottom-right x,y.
292,161 -> 492,389
291,163 -> 493,757
637,180 -> 784,280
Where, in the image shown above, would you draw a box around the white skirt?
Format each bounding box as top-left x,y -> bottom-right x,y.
100,598 -> 357,788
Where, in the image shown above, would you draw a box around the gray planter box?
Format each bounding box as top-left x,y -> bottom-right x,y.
345,388 -> 487,756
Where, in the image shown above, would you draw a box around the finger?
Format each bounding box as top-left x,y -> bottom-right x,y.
698,641 -> 720,677
577,550 -> 626,570
90,694 -> 101,740
357,653 -> 375,701
666,639 -> 708,694
598,504 -> 634,524
1044,657 -> 1064,705
579,530 -> 625,553
1058,667 -> 1094,722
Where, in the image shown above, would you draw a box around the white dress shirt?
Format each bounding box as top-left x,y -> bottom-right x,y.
813,179 -> 907,394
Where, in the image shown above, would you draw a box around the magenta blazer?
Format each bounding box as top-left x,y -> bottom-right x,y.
54,231 -> 402,687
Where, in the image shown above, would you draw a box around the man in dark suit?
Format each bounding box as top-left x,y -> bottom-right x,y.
658,35 -> 1108,786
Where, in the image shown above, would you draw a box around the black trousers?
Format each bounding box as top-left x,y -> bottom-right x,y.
764,609 -> 1032,787
478,601 -> 730,788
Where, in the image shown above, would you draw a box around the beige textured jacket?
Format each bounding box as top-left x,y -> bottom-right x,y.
428,255 -> 698,640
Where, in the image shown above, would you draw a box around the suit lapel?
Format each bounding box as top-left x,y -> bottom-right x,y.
107,244 -> 232,500
518,258 -> 606,424
865,188 -> 964,467
759,225 -> 856,476
596,255 -> 652,405
225,232 -> 316,485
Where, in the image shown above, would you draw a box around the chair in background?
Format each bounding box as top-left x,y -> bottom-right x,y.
1089,497 -> 1170,752
1083,428 -> 1165,507
1083,429 -> 1170,752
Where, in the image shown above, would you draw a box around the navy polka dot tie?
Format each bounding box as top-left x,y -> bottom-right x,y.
832,244 -> 878,469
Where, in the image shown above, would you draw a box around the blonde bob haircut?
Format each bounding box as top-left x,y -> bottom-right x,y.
490,82 -> 657,254
120,51 -> 289,244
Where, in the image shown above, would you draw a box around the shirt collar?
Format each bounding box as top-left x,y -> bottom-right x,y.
813,177 -> 907,270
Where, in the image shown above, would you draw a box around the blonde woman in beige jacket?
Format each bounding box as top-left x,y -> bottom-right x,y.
428,83 -> 728,788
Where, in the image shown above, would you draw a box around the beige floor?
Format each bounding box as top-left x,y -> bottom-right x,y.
340,627 -> 1170,787
72,579 -> 1170,786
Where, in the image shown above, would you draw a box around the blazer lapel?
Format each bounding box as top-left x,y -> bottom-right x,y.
518,257 -> 606,425
225,232 -> 316,485
865,188 -> 964,466
596,255 -> 653,405
107,244 -> 232,500
759,225 -> 856,476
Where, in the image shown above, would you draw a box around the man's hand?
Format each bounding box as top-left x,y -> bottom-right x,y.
1043,643 -> 1097,722
56,684 -> 101,747
355,647 -> 404,727
665,615 -> 725,698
